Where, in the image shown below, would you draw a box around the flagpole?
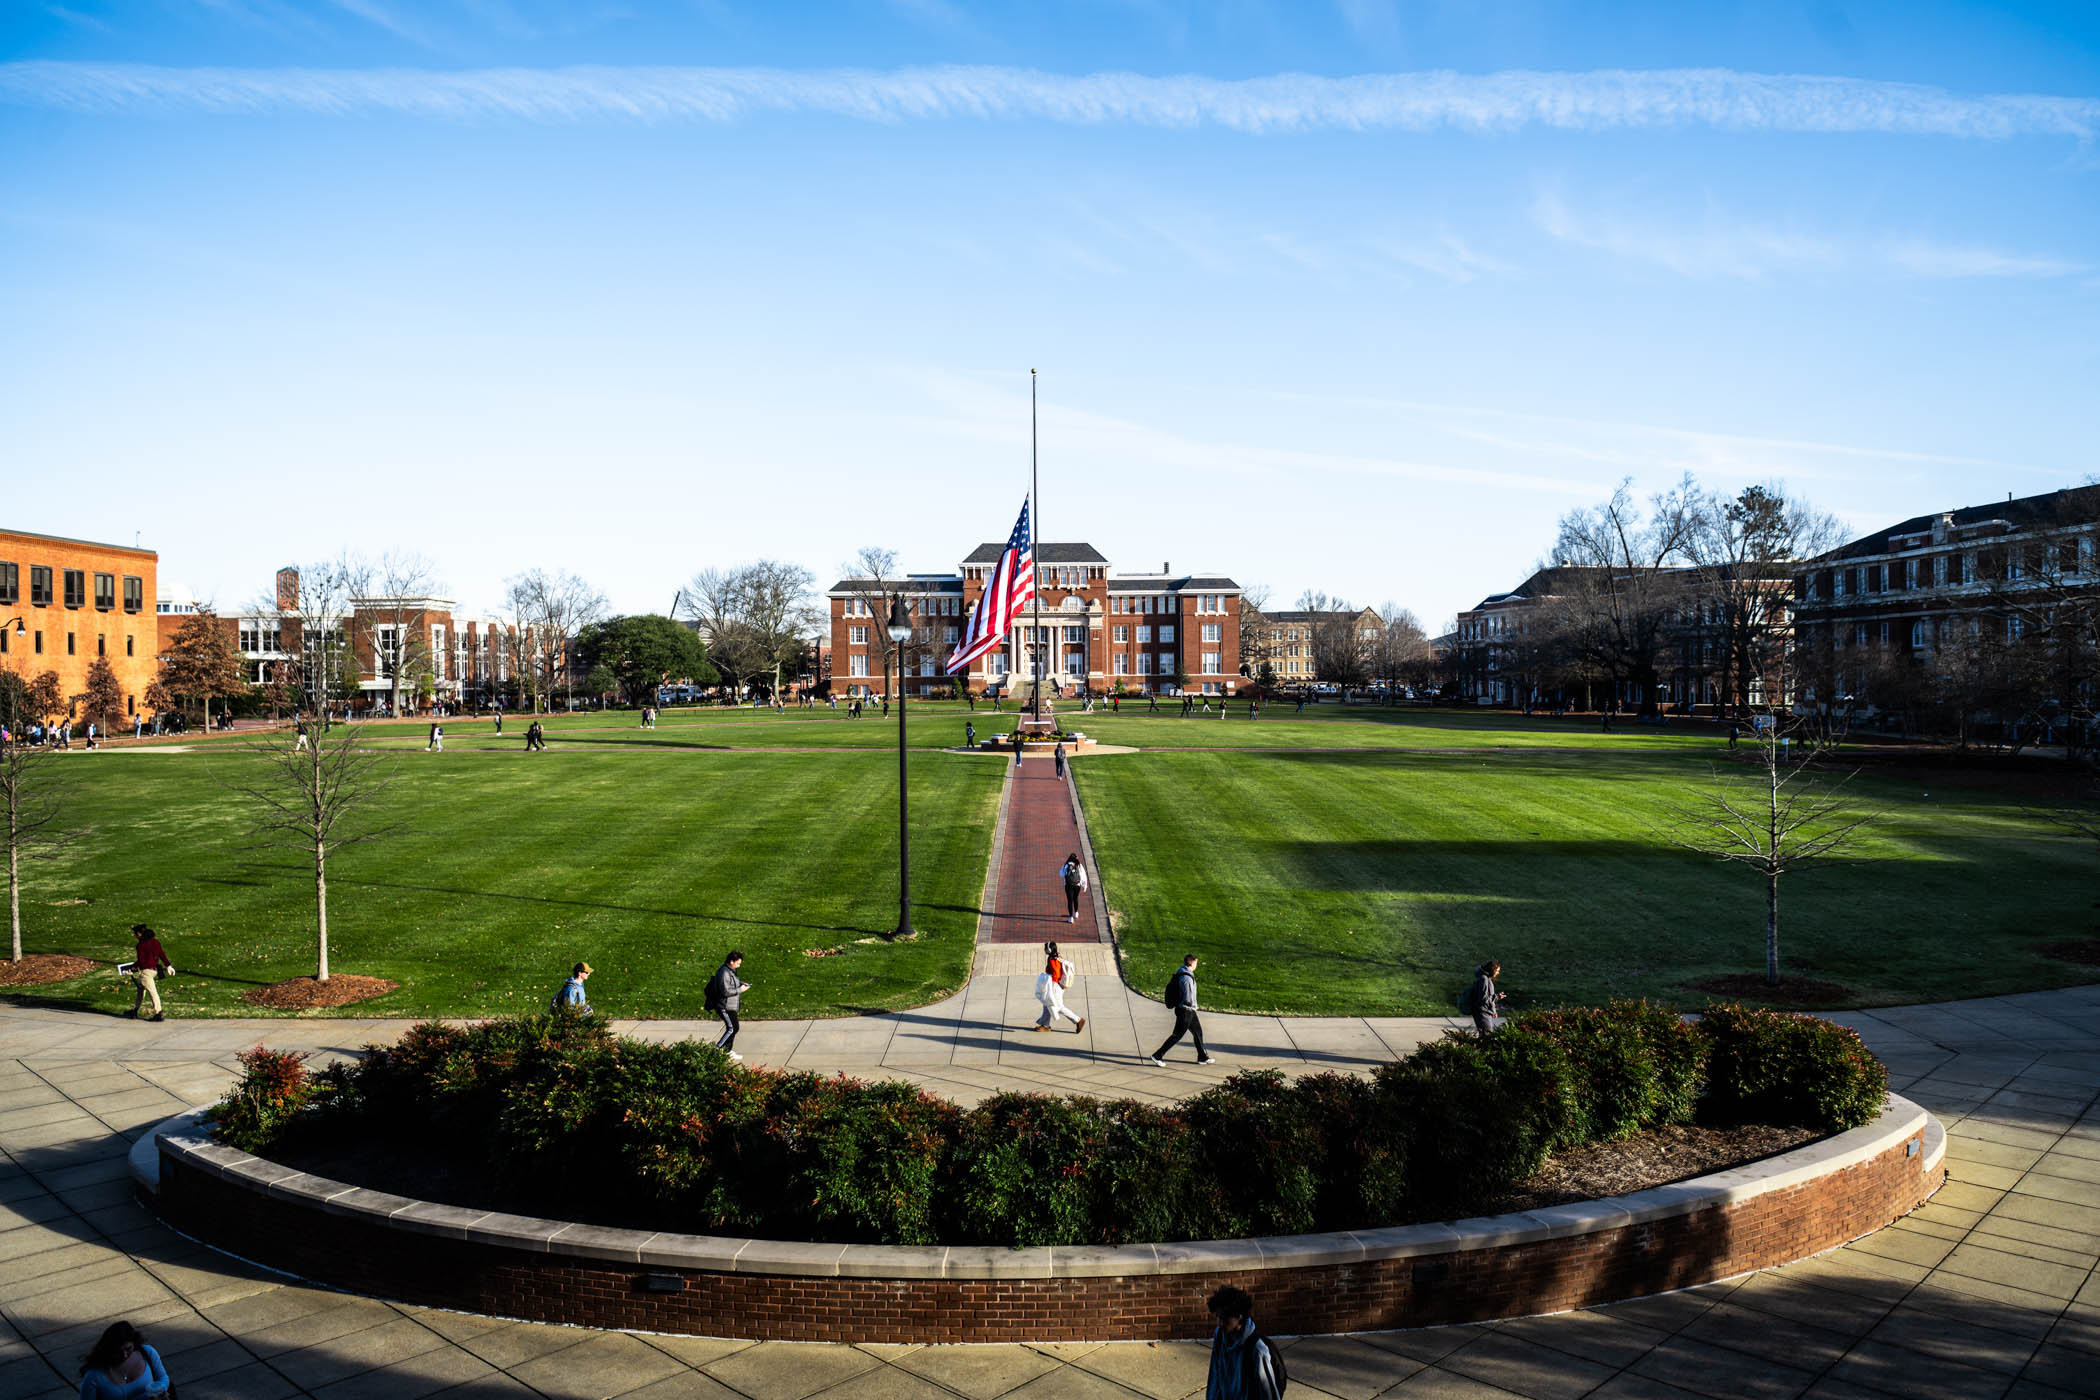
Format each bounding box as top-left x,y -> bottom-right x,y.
1030,368 -> 1041,724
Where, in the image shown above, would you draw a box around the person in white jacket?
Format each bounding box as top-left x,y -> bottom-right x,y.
1059,852 -> 1088,923
1034,940 -> 1085,1033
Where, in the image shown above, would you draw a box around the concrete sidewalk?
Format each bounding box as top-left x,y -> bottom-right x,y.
2,984 -> 2098,1398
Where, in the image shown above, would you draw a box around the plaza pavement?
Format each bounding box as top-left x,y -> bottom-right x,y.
2,981 -> 2099,1400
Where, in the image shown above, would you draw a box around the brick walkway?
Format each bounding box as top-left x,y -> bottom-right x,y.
978,751 -> 1102,946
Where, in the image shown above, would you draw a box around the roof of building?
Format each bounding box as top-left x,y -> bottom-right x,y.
1261,607 -> 1383,624
1816,487 -> 2100,563
961,542 -> 1109,566
1464,565 -> 1625,612
827,578 -> 966,595
0,528 -> 156,558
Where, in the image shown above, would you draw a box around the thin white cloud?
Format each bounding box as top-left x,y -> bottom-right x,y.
0,61 -> 2095,138
1369,231 -> 1519,282
1532,191 -> 1838,278
1886,240 -> 2093,279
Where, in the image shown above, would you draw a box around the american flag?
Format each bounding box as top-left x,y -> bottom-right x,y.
947,499 -> 1037,675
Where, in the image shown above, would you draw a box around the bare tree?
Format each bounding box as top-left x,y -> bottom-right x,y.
1664,714 -> 1879,986
0,675 -> 69,962
1376,603 -> 1430,699
1685,484 -> 1842,717
505,568 -> 608,711
344,552 -> 442,717
224,563 -> 402,982
684,561 -> 823,700
1298,590 -> 1372,688
1237,584 -> 1275,692
1542,476 -> 1703,715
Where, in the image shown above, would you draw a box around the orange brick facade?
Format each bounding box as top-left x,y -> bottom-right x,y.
829,547 -> 1242,699
156,1122 -> 1938,1344
0,529 -> 158,720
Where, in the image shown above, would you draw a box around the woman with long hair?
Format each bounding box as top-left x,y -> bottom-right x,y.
77,1320 -> 170,1398
1033,939 -> 1084,1034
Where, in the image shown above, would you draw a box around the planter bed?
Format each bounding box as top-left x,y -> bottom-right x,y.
139,1096 -> 1942,1343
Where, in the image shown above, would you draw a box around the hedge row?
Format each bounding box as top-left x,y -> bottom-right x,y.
211,1001 -> 1887,1247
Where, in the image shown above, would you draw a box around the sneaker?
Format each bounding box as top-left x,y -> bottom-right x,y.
1034,1024 -> 1051,1032
727,1051 -> 743,1061
1075,1017 -> 1087,1033
1147,1056 -> 1165,1067
150,1014 -> 165,1023
1197,1056 -> 1215,1065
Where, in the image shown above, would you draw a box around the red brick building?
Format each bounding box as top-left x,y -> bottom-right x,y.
828,545 -> 1242,698
0,528 -> 159,720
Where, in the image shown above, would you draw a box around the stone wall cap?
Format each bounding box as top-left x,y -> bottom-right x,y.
391,1201 -> 491,1240
637,1233 -> 750,1271
1351,1222 -> 1461,1261
733,1240 -> 848,1276
462,1211 -> 564,1253
547,1223 -> 646,1264
940,1245 -> 1057,1279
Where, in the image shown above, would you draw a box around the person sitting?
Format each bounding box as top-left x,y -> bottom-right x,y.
77,1320 -> 170,1399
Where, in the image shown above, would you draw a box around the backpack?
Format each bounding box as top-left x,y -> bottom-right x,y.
1457,979 -> 1481,1015
549,988 -> 566,1014
1164,971 -> 1188,1009
704,971 -> 724,1011
1051,958 -> 1071,989
1246,1335 -> 1287,1398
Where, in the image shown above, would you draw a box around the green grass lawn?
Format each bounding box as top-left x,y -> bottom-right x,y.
6,746 -> 1002,1019
1080,747 -> 2099,1016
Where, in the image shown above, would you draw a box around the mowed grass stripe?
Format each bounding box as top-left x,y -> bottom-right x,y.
12,749 -> 1002,1019
1079,748 -> 2095,1015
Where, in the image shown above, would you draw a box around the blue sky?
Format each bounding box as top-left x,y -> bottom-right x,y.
3,3 -> 2097,630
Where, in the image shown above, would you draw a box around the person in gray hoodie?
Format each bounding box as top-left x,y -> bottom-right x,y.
707,952 -> 752,1061
1148,955 -> 1214,1066
1461,959 -> 1508,1035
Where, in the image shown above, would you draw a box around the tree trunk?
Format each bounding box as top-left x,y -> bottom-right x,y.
8,790 -> 19,963
315,837 -> 329,982
1764,869 -> 1780,986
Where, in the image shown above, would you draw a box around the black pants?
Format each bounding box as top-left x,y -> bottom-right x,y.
1153,1007 -> 1206,1061
716,1008 -> 740,1050
1064,883 -> 1082,917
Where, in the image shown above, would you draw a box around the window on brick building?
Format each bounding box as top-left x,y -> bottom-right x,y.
1136,625 -> 1152,644
0,562 -> 15,605
123,576 -> 143,613
849,655 -> 869,677
97,635 -> 105,657
30,567 -> 52,606
1137,654 -> 1153,674
64,570 -> 85,608
1201,652 -> 1220,673
1113,654 -> 1126,674
33,630 -> 42,654
67,632 -> 76,655
126,635 -> 134,657
1113,625 -> 1127,642
849,625 -> 867,645
95,573 -> 115,611
1201,624 -> 1221,643
1159,625 -> 1175,643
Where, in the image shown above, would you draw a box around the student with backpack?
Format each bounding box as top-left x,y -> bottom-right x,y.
1033,940 -> 1085,1033
1205,1285 -> 1286,1400
706,951 -> 752,1060
1058,851 -> 1088,923
1148,955 -> 1214,1065
1458,958 -> 1508,1035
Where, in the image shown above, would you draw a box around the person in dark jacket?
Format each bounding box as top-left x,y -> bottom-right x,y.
1462,959 -> 1507,1035
1148,955 -> 1213,1066
1205,1285 -> 1281,1400
708,952 -> 752,1061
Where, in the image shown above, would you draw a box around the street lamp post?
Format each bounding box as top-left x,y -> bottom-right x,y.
886,599 -> 915,940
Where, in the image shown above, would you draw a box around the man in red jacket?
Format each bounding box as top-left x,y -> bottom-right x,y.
130,924 -> 172,1022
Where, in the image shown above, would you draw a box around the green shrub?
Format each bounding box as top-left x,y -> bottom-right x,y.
943,1093 -> 1107,1246
1182,1070 -> 1324,1237
1092,1101 -> 1217,1244
210,1002 -> 1886,1245
210,1047 -> 316,1152
1697,1004 -> 1888,1132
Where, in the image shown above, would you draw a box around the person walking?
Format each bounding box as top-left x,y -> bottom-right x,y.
494,710 -> 503,735
1013,736 -> 1023,767
132,713 -> 143,740
1058,851 -> 1087,923
1034,940 -> 1085,1032
707,951 -> 752,1060
294,717 -> 310,751
1149,955 -> 1213,1065
128,925 -> 171,1022
1053,740 -> 1067,778
1459,958 -> 1508,1035
76,1320 -> 172,1400
1727,722 -> 1740,750
553,962 -> 593,1014
965,720 -> 976,749
1204,1286 -> 1282,1400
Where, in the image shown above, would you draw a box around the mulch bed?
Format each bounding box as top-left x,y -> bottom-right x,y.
240,975 -> 400,1010
1683,973 -> 1854,1006
0,954 -> 101,988
2042,940 -> 2100,967
1482,1121 -> 1820,1214
271,1118 -> 1826,1241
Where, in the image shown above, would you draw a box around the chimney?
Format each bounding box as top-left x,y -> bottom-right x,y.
276,567 -> 300,612
1163,561 -> 1169,574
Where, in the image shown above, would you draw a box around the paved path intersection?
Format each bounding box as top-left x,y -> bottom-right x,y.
2,983 -> 2099,1400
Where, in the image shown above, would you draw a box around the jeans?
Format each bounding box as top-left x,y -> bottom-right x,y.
716,1008 -> 740,1050
1153,1006 -> 1206,1060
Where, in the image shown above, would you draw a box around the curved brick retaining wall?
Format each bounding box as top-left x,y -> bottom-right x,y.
142,1098 -> 1942,1343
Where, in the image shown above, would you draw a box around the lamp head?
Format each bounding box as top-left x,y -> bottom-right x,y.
886,599 -> 912,643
